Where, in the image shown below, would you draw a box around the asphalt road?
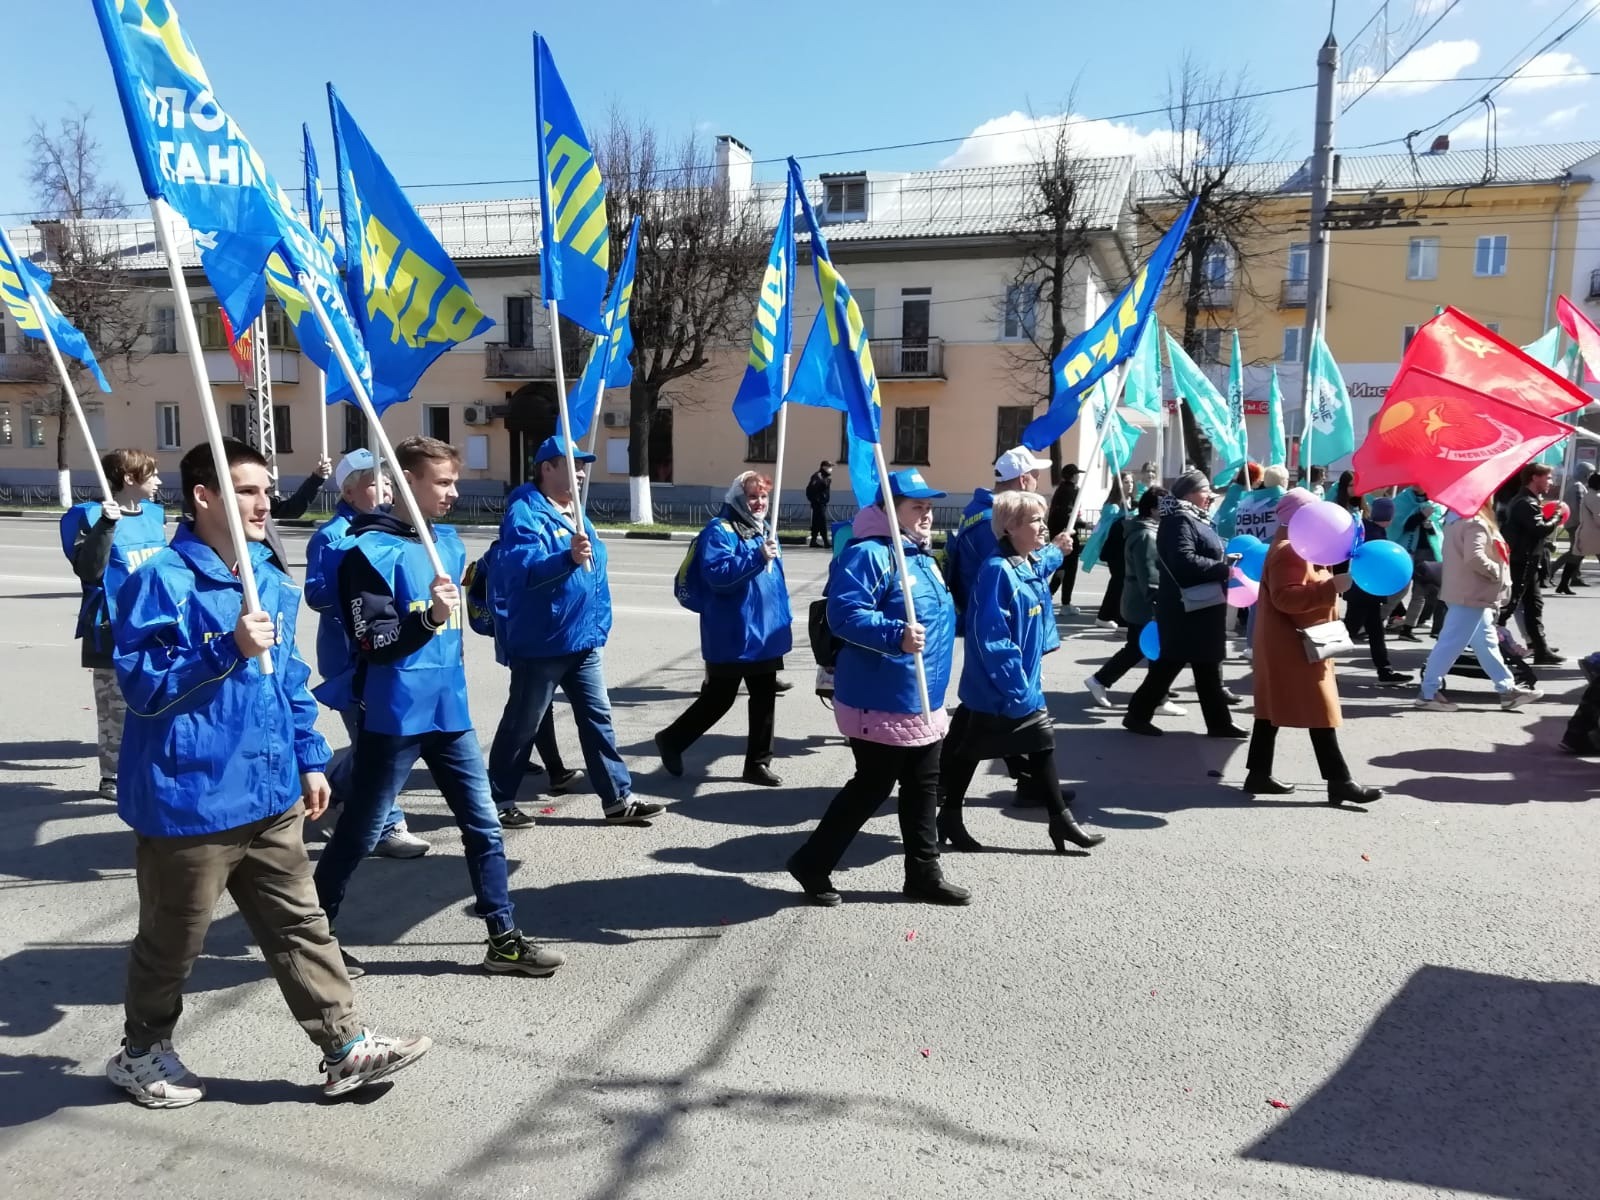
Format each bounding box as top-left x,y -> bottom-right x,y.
0,515 -> 1595,1200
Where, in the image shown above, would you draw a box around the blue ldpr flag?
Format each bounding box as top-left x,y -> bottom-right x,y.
303,123 -> 344,273
786,158 -> 883,445
1023,198 -> 1196,451
328,86 -> 493,413
92,0 -> 370,401
533,34 -> 610,335
0,226 -> 111,392
731,170 -> 797,436
569,216 -> 640,440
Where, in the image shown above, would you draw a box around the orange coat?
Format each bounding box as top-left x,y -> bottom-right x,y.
1252,536 -> 1343,729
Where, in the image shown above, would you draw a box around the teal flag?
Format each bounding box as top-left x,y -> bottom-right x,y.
1123,322 -> 1163,417
1522,329 -> 1578,467
1094,379 -> 1140,475
1166,332 -> 1244,484
1266,368 -> 1287,468
1304,330 -> 1355,467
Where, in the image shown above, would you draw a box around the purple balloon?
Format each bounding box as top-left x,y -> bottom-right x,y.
1287,501 -> 1356,565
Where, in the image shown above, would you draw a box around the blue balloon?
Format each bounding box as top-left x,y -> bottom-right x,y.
1349,539 -> 1414,597
1227,534 -> 1263,557
1139,621 -> 1161,661
1239,542 -> 1269,581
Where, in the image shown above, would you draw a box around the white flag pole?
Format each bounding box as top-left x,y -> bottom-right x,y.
148,198 -> 272,674
870,440 -> 932,722
765,353 -> 793,573
544,299 -> 590,572
316,365 -> 329,463
580,377 -> 603,511
1299,322 -> 1320,478
1063,364 -> 1132,538
297,274 -> 446,580
0,226 -> 113,503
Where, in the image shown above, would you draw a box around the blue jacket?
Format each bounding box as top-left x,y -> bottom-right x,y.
696,511 -> 794,664
113,525 -> 330,838
325,512 -> 472,737
61,501 -> 168,664
304,501 -> 359,688
959,550 -> 1050,719
945,487 -> 1061,650
493,484 -> 612,659
829,507 -> 955,714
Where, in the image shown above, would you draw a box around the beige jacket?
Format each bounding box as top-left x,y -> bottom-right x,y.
1439,513 -> 1510,608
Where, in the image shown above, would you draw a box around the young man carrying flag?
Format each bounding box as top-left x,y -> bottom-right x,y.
315,436 -> 564,978
107,438 -> 430,1107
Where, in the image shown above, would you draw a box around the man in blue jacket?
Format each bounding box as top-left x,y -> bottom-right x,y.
106,438 -> 430,1108
314,436 -> 563,979
486,435 -> 664,826
304,449 -> 428,859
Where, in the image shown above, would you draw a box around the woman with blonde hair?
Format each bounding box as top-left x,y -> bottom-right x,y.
656,470 -> 791,785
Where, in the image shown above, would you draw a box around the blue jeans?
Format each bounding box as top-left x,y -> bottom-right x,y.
488,649 -> 632,814
328,708 -> 404,839
1421,604 -> 1514,699
314,728 -> 515,936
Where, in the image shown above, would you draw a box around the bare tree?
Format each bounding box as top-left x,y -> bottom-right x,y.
1146,58 -> 1280,474
25,110 -> 148,504
596,117 -> 769,523
997,110 -> 1101,485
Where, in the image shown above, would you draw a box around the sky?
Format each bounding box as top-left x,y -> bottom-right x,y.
5,0 -> 1600,222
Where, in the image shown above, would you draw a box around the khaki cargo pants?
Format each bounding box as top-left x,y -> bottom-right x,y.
91,667 -> 126,780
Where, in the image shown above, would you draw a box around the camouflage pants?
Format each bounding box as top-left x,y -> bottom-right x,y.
92,667 -> 126,781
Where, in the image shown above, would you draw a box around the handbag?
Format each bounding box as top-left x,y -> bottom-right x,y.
1156,554 -> 1227,611
1300,620 -> 1354,662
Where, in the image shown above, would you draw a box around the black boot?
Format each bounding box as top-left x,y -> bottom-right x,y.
742,763 -> 782,786
1048,811 -> 1106,852
903,864 -> 971,906
936,801 -> 984,851
1328,779 -> 1383,806
786,852 -> 841,906
1243,774 -> 1296,795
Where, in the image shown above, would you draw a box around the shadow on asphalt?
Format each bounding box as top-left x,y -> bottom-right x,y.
511,871 -> 795,944
1242,965 -> 1600,1198
1369,715 -> 1600,805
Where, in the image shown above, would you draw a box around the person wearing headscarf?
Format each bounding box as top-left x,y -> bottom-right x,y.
655,471 -> 791,786
1245,488 -> 1383,805
1122,470 -> 1247,737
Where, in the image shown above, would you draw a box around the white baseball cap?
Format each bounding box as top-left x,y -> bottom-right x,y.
994,446 -> 1050,482
335,448 -> 377,491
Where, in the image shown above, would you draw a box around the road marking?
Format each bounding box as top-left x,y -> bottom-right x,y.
0,574 -> 78,585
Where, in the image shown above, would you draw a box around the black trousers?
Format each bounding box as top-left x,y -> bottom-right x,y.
1054,550 -> 1082,607
1128,658 -> 1233,731
1097,569 -> 1125,623
791,738 -> 941,876
1558,553 -> 1595,589
1344,592 -> 1391,672
1246,718 -> 1351,783
1564,677 -> 1600,752
809,504 -> 830,544
941,745 -> 1070,823
657,670 -> 777,767
1095,619 -> 1149,687
1499,553 -> 1549,655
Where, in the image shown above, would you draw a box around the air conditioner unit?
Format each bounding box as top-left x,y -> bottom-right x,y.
602,410 -> 629,428
462,404 -> 492,426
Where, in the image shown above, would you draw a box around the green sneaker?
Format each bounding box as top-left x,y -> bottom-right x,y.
484,930 -> 566,977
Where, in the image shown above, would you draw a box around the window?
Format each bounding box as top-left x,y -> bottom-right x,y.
1402,324 -> 1419,354
1484,321 -> 1501,334
1195,329 -> 1224,363
822,174 -> 867,222
0,404 -> 10,445
853,288 -> 876,339
505,295 -> 534,348
151,303 -> 177,353
156,404 -> 181,450
1002,284 -> 1038,340
27,413 -> 45,448
1474,235 -> 1507,278
892,406 -> 930,465
274,405 -> 293,454
1201,247 -> 1230,286
342,405 -> 366,453
1407,237 -> 1439,281
191,299 -> 296,351
1282,327 -> 1304,364
996,406 -> 1033,457
901,287 -> 931,346
228,403 -> 249,443
193,300 -> 226,350
422,405 -> 451,444
262,299 -> 299,350
746,423 -> 778,463
1286,242 -> 1309,282
0,319 -> 7,354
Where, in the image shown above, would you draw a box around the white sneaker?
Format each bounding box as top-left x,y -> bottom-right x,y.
321,1029 -> 433,1098
1094,618 -> 1117,630
1500,686 -> 1542,711
1084,677 -> 1113,709
1414,695 -> 1459,713
372,822 -> 430,859
1155,700 -> 1189,718
106,1039 -> 205,1108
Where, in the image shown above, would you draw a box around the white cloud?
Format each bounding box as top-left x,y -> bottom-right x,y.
1413,0 -> 1455,15
1504,51 -> 1589,93
938,111 -> 1193,169
1446,106 -> 1507,146
1340,38 -> 1480,100
1540,103 -> 1587,127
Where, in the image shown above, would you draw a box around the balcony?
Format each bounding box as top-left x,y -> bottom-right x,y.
0,352 -> 50,382
485,342 -> 559,380
871,337 -> 945,380
203,349 -> 300,386
1589,268 -> 1600,302
1198,284 -> 1233,310
1280,278 -> 1307,308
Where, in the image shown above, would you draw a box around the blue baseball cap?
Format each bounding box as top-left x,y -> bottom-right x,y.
533,434 -> 597,466
888,468 -> 946,500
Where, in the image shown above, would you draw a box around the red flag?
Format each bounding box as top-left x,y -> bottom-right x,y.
218,308 -> 255,385
1555,295 -> 1600,385
1401,307 -> 1588,419
1353,366 -> 1570,516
